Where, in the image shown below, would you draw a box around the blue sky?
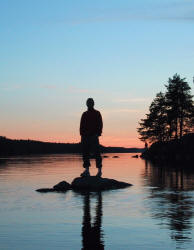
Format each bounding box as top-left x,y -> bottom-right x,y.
0,0 -> 194,146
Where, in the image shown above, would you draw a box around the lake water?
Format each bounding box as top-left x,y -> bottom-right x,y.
0,153 -> 194,250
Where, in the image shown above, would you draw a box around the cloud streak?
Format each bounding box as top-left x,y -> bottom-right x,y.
57,1 -> 194,26
115,98 -> 151,103
66,86 -> 102,94
103,108 -> 140,115
0,84 -> 24,91
41,84 -> 58,89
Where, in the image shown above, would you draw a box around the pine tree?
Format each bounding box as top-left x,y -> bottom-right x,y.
165,74 -> 193,138
137,74 -> 194,143
137,92 -> 168,143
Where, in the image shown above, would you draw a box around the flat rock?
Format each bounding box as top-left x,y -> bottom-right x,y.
71,176 -> 132,191
36,188 -> 55,193
36,181 -> 71,192
53,181 -> 71,191
36,177 -> 132,193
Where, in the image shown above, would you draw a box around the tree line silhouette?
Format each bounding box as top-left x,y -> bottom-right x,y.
0,136 -> 142,156
138,74 -> 194,143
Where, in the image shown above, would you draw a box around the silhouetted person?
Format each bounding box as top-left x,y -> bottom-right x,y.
80,98 -> 103,177
82,192 -> 104,250
145,141 -> 148,149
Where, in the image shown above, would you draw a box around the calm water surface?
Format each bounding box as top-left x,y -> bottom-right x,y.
0,153 -> 194,250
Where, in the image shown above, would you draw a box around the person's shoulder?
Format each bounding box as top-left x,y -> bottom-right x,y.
93,109 -> 100,113
94,109 -> 102,115
81,111 -> 88,116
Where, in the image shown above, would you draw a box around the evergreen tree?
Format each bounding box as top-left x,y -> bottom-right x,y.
165,74 -> 193,138
137,92 -> 168,143
137,74 -> 194,143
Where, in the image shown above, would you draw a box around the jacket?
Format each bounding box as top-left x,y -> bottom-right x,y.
80,109 -> 103,136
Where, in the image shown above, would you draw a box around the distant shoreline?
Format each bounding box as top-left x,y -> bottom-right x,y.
0,136 -> 143,156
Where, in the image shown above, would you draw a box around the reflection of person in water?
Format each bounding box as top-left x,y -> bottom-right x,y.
81,192 -> 104,250
80,98 -> 103,177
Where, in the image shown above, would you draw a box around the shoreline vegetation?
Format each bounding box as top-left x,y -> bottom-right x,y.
0,136 -> 143,156
141,133 -> 194,165
138,74 -> 194,165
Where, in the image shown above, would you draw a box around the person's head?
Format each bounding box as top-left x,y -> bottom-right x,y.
86,98 -> 94,109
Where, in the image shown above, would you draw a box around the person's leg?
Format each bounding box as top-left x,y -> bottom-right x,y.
92,136 -> 102,177
82,193 -> 92,249
81,136 -> 91,176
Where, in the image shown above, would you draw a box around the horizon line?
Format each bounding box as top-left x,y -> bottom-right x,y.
0,135 -> 143,149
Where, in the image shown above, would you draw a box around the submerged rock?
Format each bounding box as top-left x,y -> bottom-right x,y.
36,180 -> 71,193
36,188 -> 55,193
132,155 -> 139,158
36,177 -> 132,193
71,176 -> 132,191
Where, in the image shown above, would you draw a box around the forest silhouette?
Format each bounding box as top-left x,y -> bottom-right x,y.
138,74 -> 193,143
138,74 -> 194,164
0,136 -> 142,156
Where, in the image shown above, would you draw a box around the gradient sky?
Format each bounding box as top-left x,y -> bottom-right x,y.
0,0 -> 194,147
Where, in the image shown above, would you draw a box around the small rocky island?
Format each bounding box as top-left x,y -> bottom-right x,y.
141,133 -> 194,164
36,176 -> 132,192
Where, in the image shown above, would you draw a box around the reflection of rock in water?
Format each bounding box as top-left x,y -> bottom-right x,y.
82,192 -> 104,250
142,160 -> 194,246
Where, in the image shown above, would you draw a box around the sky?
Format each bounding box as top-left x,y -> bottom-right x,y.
0,0 -> 194,147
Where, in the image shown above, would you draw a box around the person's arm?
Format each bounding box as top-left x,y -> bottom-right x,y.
97,112 -> 103,136
80,113 -> 85,136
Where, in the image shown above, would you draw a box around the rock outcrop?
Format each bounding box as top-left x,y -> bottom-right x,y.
141,133 -> 194,165
53,181 -> 71,191
36,176 -> 132,193
71,176 -> 132,191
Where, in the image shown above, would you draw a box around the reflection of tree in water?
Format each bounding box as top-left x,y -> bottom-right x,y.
142,160 -> 194,245
0,159 -> 9,174
0,158 -> 8,166
81,192 -> 104,250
